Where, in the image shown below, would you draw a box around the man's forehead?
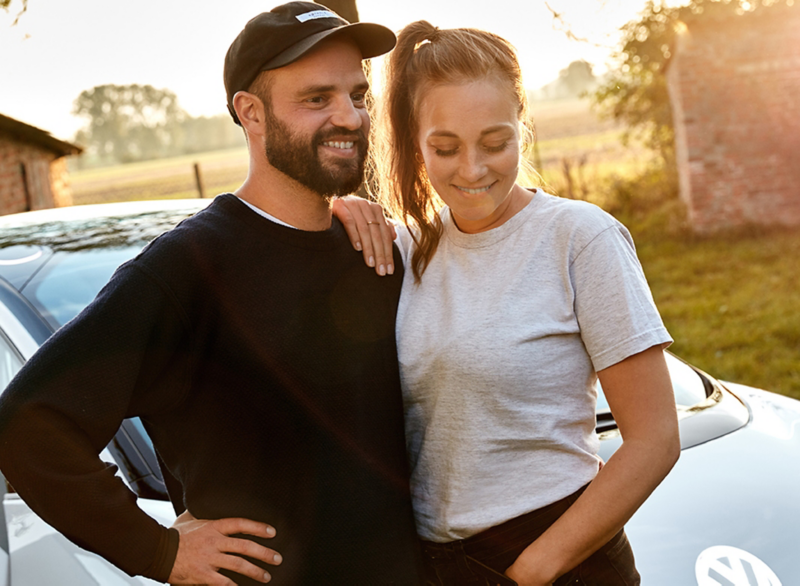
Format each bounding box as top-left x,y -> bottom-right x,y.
271,40 -> 368,91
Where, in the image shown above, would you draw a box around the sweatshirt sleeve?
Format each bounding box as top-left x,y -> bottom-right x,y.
0,260 -> 192,582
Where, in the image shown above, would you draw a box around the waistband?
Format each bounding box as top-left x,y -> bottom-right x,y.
420,482 -> 590,559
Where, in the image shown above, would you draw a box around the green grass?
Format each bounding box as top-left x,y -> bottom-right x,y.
633,224 -> 800,400
69,147 -> 248,181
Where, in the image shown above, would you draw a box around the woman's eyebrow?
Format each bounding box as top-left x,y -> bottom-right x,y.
428,124 -> 515,139
428,130 -> 459,138
479,124 -> 515,136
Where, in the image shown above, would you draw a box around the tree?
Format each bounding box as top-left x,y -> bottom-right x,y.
558,60 -> 596,97
593,0 -> 796,160
1,0 -> 27,25
180,114 -> 245,154
73,84 -> 187,163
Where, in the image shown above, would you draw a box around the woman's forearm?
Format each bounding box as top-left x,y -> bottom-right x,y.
506,346 -> 681,585
505,435 -> 680,585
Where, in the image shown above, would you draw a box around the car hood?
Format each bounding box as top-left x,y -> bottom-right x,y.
626,383 -> 800,585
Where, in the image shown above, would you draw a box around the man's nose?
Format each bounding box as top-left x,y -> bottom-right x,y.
330,97 -> 364,131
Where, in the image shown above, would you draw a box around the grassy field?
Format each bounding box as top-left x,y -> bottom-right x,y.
70,148 -> 249,205
67,98 -> 800,400
636,225 -> 800,400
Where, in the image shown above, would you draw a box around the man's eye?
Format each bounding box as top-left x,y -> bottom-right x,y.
306,96 -> 325,104
352,93 -> 366,103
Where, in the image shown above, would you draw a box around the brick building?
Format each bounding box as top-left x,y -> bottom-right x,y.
0,114 -> 83,216
666,4 -> 800,233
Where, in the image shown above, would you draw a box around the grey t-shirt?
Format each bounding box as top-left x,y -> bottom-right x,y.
395,190 -> 672,542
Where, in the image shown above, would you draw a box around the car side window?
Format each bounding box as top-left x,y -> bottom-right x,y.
0,331 -> 23,390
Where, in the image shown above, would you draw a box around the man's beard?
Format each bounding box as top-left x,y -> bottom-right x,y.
263,105 -> 368,200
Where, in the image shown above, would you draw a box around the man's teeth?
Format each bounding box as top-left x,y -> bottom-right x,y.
458,185 -> 491,195
323,141 -> 355,149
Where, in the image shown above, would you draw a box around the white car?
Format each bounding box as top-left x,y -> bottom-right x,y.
0,199 -> 797,586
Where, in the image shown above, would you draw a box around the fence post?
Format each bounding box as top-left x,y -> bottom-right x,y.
194,163 -> 206,199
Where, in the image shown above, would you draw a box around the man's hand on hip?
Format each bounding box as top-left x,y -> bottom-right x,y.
168,511 -> 282,585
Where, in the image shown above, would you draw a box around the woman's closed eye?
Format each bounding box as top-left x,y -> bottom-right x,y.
434,147 -> 459,157
485,141 -> 509,153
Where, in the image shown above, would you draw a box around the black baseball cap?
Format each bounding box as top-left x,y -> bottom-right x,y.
224,1 -> 396,124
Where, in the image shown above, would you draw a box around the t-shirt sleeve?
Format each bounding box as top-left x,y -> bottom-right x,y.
0,260 -> 190,581
570,223 -> 672,372
393,222 -> 414,268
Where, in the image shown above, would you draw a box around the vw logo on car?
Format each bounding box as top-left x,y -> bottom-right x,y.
696,546 -> 782,586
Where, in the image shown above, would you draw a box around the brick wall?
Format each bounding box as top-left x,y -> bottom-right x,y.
0,134 -> 73,216
667,4 -> 800,233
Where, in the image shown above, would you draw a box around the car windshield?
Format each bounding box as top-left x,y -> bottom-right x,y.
0,203 -> 205,331
23,248 -> 140,329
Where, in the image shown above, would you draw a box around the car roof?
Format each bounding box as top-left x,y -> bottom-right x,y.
0,198 -> 213,258
0,198 -> 211,229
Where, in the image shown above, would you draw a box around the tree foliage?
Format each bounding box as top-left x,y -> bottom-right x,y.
593,0 -> 795,161
180,114 -> 246,155
73,84 -> 246,164
73,84 -> 187,163
1,0 -> 27,25
558,60 -> 596,97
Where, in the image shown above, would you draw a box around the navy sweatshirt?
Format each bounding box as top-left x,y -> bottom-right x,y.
0,194 -> 423,584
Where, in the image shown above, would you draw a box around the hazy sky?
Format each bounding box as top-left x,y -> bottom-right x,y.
1,0 -> 651,141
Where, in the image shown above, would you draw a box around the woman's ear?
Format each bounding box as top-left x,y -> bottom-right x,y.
233,91 -> 265,137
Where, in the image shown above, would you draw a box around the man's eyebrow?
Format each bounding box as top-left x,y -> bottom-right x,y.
296,82 -> 370,95
298,84 -> 336,95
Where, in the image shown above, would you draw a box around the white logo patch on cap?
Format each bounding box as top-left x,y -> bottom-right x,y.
296,10 -> 338,23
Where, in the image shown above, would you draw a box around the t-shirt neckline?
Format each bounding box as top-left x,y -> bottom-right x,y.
443,188 -> 542,249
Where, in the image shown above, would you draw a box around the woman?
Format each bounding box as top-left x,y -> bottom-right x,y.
336,21 -> 680,586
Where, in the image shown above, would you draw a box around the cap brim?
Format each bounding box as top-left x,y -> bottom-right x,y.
262,22 -> 396,71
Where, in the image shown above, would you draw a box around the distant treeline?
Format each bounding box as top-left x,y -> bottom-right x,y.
72,84 -> 244,168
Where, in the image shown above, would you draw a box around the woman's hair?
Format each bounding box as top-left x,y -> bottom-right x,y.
369,21 -> 537,281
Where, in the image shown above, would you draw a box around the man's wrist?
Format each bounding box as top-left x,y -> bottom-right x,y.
142,526 -> 180,583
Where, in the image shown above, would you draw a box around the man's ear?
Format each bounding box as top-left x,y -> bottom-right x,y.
233,91 -> 265,137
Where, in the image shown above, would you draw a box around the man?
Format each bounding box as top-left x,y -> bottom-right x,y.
0,3 -> 422,584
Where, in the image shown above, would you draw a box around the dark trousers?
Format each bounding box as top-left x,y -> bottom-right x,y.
420,485 -> 640,586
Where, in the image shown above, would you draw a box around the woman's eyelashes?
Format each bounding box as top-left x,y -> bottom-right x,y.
433,147 -> 458,157
431,142 -> 510,158
485,141 -> 509,153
